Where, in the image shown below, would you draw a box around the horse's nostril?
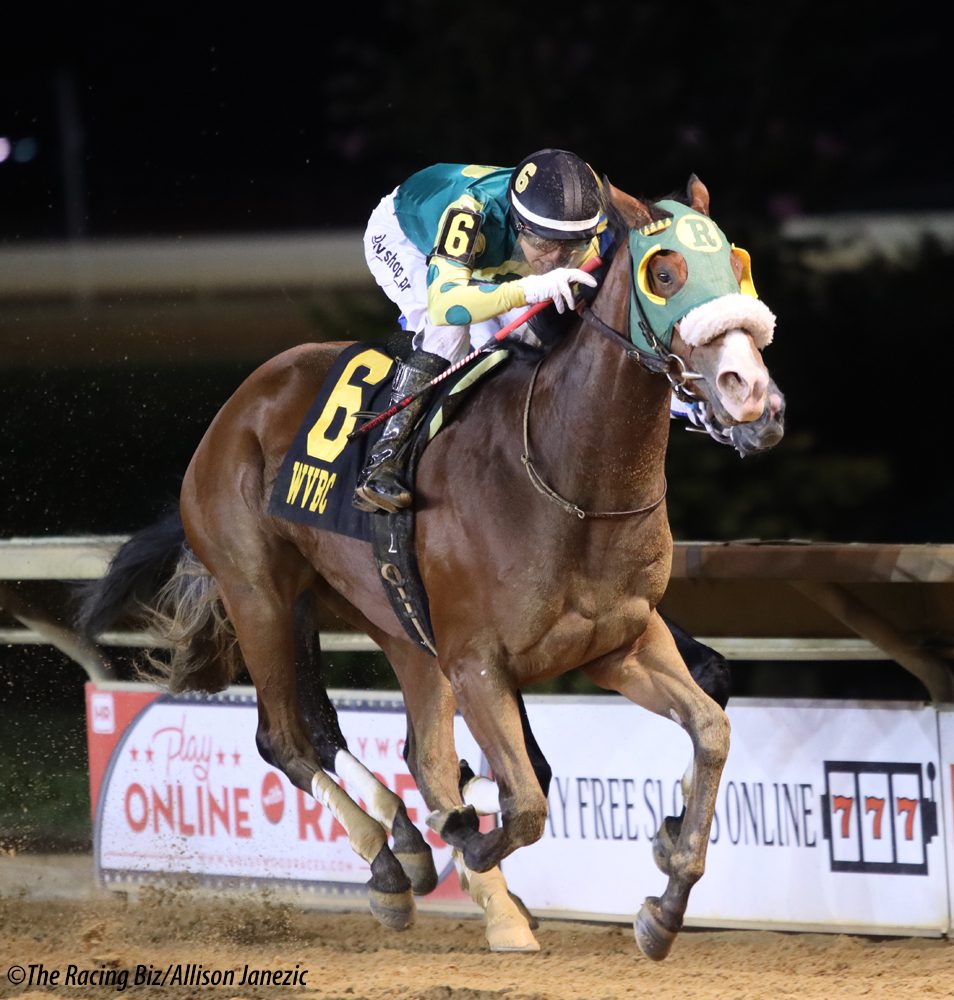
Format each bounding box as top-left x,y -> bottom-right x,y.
717,370 -> 745,400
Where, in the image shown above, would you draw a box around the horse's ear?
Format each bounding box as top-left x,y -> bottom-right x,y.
687,174 -> 711,216
607,181 -> 654,229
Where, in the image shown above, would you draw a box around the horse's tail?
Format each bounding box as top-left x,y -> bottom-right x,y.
75,508 -> 244,693
76,508 -> 186,638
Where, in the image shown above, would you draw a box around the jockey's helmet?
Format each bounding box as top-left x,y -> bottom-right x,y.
508,149 -> 604,242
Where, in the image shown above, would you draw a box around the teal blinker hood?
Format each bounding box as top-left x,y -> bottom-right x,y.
628,200 -> 744,356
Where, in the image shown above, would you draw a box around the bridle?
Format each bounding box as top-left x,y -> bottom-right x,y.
519,210 -> 777,509
584,303 -> 739,447
580,240 -> 705,403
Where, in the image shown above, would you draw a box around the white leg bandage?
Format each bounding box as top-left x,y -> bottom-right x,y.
310,768 -> 386,861
334,749 -> 401,828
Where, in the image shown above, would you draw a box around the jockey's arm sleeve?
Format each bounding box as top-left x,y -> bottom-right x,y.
425,255 -> 528,327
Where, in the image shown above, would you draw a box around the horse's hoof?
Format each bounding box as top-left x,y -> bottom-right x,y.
369,887 -> 416,931
485,902 -> 540,952
395,850 -> 439,896
427,805 -> 480,848
457,758 -> 477,794
508,890 -> 539,931
487,923 -> 541,952
634,897 -> 678,961
651,815 -> 682,875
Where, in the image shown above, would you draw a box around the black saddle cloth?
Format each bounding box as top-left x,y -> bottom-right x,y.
268,341 -> 511,652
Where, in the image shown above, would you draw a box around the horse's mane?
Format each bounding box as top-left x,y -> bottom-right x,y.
655,186 -> 692,208
604,176 -> 687,235
603,212 -> 629,266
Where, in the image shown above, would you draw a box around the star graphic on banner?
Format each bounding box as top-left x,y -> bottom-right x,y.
217,750 -> 225,765
145,748 -> 154,762
232,750 -> 241,765
129,747 -> 138,761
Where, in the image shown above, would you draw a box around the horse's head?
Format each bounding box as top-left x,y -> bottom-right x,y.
604,178 -> 776,429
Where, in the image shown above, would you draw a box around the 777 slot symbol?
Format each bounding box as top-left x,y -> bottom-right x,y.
821,761 -> 938,875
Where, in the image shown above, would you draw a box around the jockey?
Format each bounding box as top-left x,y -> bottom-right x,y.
353,148 -> 608,514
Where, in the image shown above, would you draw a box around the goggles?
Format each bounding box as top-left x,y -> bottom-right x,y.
514,221 -> 592,268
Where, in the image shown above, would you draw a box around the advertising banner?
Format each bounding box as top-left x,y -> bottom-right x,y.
86,685 -> 481,903
499,697 -> 948,934
87,686 -> 952,934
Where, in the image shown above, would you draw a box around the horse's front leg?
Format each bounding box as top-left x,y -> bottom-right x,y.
650,612 -> 731,872
583,610 -> 730,962
386,640 -> 539,952
426,654 -> 550,876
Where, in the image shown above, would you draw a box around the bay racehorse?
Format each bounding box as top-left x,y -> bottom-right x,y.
79,177 -> 779,959
78,387 -> 782,951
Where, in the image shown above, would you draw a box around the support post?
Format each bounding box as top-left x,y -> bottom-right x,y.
791,580 -> 954,703
0,583 -> 117,683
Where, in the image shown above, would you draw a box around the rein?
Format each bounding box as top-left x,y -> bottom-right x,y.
579,236 -> 704,402
520,355 -> 668,520
581,303 -> 704,402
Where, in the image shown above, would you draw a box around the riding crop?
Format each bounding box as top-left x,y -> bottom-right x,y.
348,255 -> 604,440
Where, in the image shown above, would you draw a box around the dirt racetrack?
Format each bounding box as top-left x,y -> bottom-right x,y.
1,856 -> 952,1000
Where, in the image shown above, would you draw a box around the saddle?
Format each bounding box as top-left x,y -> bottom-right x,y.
268,341 -> 511,654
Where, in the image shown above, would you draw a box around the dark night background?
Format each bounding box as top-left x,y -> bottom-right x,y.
2,5 -> 951,540
1,6 -> 952,845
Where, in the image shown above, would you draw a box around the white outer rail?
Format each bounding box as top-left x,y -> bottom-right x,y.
0,536 -> 920,681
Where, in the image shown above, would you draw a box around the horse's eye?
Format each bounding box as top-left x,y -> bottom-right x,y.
656,270 -> 672,284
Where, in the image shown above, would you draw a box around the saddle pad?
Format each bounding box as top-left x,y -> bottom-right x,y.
268,344 -> 395,542
267,342 -> 511,543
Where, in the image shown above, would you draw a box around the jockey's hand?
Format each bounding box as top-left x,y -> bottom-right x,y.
520,267 -> 598,314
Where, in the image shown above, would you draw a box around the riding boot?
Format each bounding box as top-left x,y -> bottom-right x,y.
353,349 -> 449,513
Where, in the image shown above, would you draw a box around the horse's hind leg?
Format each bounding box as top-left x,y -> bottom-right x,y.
331,748 -> 438,895
583,610 -> 729,961
215,575 -> 415,929
293,598 -> 437,895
